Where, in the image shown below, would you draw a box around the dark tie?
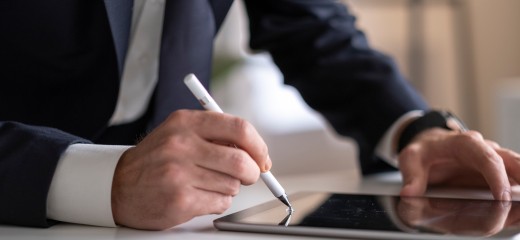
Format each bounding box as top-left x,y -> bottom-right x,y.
148,0 -> 215,130
103,0 -> 134,74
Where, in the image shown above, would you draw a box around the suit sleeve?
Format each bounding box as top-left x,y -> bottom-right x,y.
0,121 -> 89,227
243,0 -> 429,174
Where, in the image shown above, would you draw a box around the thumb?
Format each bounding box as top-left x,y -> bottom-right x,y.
399,146 -> 429,197
400,177 -> 428,197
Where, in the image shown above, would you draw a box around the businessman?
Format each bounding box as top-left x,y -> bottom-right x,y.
1,0 -> 519,230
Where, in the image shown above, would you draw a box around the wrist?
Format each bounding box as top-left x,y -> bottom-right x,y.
397,110 -> 467,153
111,146 -> 136,227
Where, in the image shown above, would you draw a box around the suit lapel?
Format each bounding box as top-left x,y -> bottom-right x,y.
208,0 -> 234,33
103,0 -> 134,74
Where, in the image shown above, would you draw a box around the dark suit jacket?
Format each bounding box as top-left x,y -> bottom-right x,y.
0,0 -> 428,227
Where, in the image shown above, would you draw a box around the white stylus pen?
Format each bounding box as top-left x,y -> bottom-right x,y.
184,73 -> 293,211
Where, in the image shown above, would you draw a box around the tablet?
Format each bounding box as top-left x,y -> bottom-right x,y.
214,192 -> 520,240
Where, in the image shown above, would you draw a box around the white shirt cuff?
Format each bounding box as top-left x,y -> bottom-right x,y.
47,144 -> 132,227
375,110 -> 425,168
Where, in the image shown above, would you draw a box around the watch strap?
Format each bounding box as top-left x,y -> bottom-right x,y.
397,110 -> 466,153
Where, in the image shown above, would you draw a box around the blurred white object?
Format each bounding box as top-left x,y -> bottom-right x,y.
211,1 -> 359,178
212,54 -> 359,177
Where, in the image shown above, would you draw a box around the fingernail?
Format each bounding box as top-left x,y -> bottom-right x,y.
400,184 -> 412,196
502,191 -> 512,201
263,156 -> 272,172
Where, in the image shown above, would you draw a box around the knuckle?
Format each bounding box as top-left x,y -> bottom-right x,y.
484,151 -> 502,166
232,117 -> 254,140
229,151 -> 249,173
228,151 -> 259,185
215,196 -> 232,214
398,143 -> 429,168
166,110 -> 192,126
459,130 -> 483,142
451,131 -> 481,148
486,140 -> 500,148
168,109 -> 189,120
399,143 -> 421,159
227,179 -> 241,196
242,168 -> 260,186
453,131 -> 503,163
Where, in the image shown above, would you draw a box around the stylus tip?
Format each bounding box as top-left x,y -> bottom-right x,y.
287,206 -> 295,213
278,194 -> 294,212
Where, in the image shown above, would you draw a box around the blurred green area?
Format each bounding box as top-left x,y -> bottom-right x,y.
211,56 -> 242,86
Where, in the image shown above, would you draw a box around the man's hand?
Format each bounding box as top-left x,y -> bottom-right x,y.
111,110 -> 271,230
398,128 -> 520,201
397,197 -> 512,236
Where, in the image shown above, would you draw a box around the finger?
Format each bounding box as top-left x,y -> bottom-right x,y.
486,140 -> 501,149
505,201 -> 520,226
455,132 -> 511,200
192,138 -> 260,185
191,166 -> 242,196
497,147 -> 520,186
171,188 -> 233,224
399,144 -> 429,197
427,199 -> 509,236
194,190 -> 233,215
396,197 -> 428,225
190,111 -> 271,172
212,114 -> 271,172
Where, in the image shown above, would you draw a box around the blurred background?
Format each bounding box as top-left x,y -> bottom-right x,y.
210,0 -> 520,176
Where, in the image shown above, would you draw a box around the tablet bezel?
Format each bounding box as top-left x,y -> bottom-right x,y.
214,191 -> 519,240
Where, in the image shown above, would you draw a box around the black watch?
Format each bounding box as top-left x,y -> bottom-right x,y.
397,110 -> 468,153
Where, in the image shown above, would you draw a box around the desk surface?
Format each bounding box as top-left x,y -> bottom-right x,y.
3,170 -> 517,240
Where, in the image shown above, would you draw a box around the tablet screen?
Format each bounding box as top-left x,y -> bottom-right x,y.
214,192 -> 520,239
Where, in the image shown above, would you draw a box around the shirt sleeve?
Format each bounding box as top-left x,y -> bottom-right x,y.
46,144 -> 132,227
375,110 -> 424,168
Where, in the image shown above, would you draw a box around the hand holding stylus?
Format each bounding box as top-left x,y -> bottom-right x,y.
111,80 -> 275,230
184,73 -> 293,211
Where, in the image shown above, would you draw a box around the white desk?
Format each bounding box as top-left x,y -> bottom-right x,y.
3,170 -> 518,240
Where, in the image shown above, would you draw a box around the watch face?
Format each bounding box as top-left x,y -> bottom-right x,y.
443,112 -> 468,132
